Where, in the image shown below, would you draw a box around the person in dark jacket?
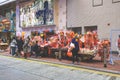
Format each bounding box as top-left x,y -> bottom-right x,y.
33,41 -> 40,57
16,37 -> 24,57
71,37 -> 80,64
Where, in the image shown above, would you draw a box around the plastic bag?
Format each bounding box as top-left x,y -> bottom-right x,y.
70,42 -> 75,48
67,51 -> 72,57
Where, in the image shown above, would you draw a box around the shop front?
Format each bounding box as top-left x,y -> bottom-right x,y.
0,1 -> 16,50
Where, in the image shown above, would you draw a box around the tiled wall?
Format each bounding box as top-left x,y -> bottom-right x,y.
67,0 -> 120,39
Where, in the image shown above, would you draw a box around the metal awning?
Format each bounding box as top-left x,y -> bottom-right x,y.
0,0 -> 16,6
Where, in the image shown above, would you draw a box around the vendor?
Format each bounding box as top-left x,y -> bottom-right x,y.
2,37 -> 7,43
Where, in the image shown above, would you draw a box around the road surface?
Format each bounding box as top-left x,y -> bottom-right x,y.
0,55 -> 120,80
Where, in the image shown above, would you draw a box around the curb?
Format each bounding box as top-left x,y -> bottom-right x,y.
28,57 -> 120,75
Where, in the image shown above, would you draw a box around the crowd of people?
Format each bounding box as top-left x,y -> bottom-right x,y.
9,30 -> 111,63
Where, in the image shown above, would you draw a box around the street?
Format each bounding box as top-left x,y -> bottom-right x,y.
0,55 -> 120,80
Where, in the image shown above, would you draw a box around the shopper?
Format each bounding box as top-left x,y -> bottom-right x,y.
71,37 -> 80,64
10,37 -> 17,56
33,41 -> 40,57
29,41 -> 35,56
57,39 -> 62,61
117,35 -> 120,57
23,36 -> 30,59
16,37 -> 24,57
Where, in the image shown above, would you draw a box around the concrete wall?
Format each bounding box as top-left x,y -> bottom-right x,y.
67,0 -> 120,39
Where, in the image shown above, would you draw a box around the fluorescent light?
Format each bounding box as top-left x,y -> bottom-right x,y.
0,0 -> 16,6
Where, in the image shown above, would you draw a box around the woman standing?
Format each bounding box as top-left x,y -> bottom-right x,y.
23,36 -> 30,59
71,37 -> 80,64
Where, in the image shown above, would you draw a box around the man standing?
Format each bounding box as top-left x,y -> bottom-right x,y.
16,37 -> 24,57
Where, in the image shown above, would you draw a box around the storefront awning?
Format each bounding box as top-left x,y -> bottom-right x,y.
0,0 -> 16,6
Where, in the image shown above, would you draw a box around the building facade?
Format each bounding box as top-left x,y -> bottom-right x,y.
1,0 -> 120,45
66,0 -> 120,40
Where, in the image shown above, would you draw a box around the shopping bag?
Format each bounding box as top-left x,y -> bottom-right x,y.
67,51 -> 72,57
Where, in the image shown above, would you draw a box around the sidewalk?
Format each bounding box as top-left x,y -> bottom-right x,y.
0,51 -> 120,74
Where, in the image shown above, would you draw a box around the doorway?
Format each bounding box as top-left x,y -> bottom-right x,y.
67,27 -> 82,34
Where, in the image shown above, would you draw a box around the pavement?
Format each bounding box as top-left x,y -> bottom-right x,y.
0,51 -> 120,75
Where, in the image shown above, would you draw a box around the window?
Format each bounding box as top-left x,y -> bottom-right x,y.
92,0 -> 103,7
112,0 -> 120,3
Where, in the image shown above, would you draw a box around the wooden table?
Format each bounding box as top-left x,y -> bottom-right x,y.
0,43 -> 8,50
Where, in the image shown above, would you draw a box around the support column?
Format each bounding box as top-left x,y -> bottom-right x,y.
16,0 -> 22,32
54,0 -> 59,30
82,26 -> 85,35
